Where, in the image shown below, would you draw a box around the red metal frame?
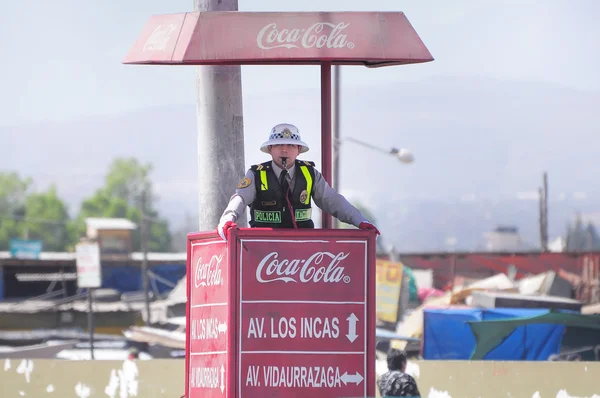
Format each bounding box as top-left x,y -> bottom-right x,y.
185,233 -> 191,395
185,230 -> 235,397
320,63 -> 333,228
231,227 -> 377,397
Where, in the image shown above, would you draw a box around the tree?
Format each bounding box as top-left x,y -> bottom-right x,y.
74,158 -> 172,252
0,173 -> 73,251
0,172 -> 32,250
566,214 -> 585,252
588,223 -> 600,250
104,158 -> 154,208
24,185 -> 74,251
0,172 -> 31,215
566,214 -> 600,252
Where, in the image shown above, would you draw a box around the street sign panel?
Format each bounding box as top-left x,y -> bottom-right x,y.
187,239 -> 232,398
237,236 -> 369,397
75,241 -> 102,288
185,229 -> 376,398
10,239 -> 43,260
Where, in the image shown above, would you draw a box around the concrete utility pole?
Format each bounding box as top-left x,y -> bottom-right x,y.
140,186 -> 151,325
194,0 -> 246,231
539,172 -> 549,251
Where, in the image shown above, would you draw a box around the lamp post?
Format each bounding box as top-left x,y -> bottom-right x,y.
331,65 -> 414,227
343,137 -> 415,164
331,136 -> 414,228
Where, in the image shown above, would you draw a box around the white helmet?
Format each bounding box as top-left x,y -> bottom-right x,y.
260,123 -> 310,154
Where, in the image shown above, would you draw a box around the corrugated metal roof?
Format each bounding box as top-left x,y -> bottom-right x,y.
0,251 -> 186,262
130,252 -> 186,262
0,251 -> 76,261
399,252 -> 589,289
85,217 -> 137,230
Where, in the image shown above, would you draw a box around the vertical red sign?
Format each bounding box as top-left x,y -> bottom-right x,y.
237,236 -> 369,397
186,238 -> 231,398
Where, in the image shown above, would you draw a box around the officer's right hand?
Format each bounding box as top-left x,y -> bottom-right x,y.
217,221 -> 237,241
359,221 -> 380,235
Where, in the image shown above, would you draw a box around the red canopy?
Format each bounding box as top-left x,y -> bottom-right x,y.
123,11 -> 433,66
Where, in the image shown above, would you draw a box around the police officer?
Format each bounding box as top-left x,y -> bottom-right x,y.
216,123 -> 380,240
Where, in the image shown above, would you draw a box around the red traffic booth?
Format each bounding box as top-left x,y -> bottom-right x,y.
124,10 -> 432,397
186,228 -> 378,397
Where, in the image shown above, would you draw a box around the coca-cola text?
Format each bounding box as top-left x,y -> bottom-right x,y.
257,22 -> 354,50
195,255 -> 224,287
143,24 -> 177,52
255,252 -> 351,284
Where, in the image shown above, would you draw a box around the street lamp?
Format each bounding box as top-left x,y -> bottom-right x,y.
344,137 -> 415,164
331,65 -> 414,228
331,136 -> 414,229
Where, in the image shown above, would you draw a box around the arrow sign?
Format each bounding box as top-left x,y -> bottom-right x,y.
346,313 -> 359,342
220,365 -> 225,393
218,322 -> 227,334
341,371 -> 364,385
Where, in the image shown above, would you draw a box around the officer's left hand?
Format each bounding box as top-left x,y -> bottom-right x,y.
359,222 -> 380,235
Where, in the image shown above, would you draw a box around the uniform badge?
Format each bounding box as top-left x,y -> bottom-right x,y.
282,128 -> 292,138
237,177 -> 251,189
299,190 -> 308,203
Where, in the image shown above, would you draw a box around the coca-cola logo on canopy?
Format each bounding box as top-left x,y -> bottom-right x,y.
143,24 -> 177,52
255,251 -> 352,284
194,255 -> 224,287
257,22 -> 355,50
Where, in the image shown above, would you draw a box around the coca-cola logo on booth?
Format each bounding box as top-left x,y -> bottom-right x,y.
194,255 -> 224,287
257,22 -> 355,50
255,251 -> 351,284
143,24 -> 177,52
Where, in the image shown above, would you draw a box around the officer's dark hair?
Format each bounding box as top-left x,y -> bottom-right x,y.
387,348 -> 407,371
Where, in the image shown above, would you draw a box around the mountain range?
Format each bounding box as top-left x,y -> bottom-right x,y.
2,75 -> 599,252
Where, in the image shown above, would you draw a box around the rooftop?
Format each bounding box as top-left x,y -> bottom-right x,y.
85,218 -> 137,231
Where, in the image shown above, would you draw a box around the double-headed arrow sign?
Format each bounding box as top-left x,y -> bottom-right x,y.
341,371 -> 364,385
220,365 -> 225,393
346,313 -> 359,343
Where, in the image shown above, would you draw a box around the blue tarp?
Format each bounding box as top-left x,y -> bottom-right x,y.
101,264 -> 186,295
422,308 -> 564,360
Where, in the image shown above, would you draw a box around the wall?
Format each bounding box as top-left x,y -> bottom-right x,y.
2,359 -> 600,397
411,361 -> 600,397
2,359 -> 184,398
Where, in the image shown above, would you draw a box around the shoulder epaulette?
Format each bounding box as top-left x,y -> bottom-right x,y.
250,161 -> 272,171
297,160 -> 315,167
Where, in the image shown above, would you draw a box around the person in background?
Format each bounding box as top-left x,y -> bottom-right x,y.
127,347 -> 140,360
377,349 -> 421,397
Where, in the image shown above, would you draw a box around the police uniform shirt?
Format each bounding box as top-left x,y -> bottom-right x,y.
219,160 -> 366,227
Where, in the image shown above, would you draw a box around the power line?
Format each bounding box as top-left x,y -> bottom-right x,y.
0,213 -> 163,226
0,214 -> 70,226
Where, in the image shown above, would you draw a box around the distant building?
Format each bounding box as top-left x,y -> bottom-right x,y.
548,236 -> 566,252
483,226 -> 531,252
0,218 -> 183,304
85,218 -> 137,256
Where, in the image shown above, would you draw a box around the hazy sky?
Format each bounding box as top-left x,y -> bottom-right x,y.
2,0 -> 599,126
2,0 -> 599,245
